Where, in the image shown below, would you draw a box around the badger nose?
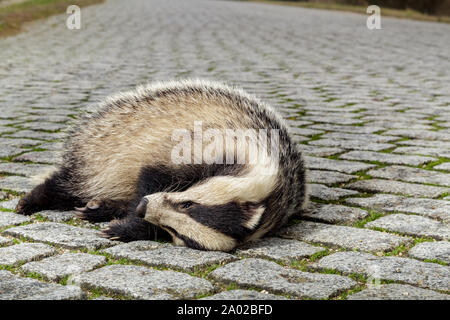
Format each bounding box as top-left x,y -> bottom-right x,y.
136,198 -> 149,218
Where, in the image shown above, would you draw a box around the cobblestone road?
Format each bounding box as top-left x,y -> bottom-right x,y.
0,0 -> 449,300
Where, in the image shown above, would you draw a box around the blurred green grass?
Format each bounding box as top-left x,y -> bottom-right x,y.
0,0 -> 104,37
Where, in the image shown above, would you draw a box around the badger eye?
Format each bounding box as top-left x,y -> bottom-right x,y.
178,201 -> 194,210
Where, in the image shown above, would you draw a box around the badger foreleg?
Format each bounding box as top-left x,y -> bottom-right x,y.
101,215 -> 170,242
16,168 -> 82,215
74,199 -> 131,222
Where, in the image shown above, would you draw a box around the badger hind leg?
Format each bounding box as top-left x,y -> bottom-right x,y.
16,167 -> 81,215
101,216 -> 170,242
74,199 -> 131,223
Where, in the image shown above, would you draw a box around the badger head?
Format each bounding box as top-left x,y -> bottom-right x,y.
135,165 -> 278,251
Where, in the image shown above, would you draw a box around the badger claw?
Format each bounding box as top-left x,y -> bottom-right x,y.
74,199 -> 102,220
100,228 -> 120,241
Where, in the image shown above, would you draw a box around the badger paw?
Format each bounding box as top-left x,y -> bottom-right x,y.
74,199 -> 102,221
101,217 -> 157,242
16,197 -> 36,215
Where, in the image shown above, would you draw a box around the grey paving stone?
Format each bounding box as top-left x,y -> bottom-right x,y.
302,115 -> 363,125
0,198 -> 19,211
307,170 -> 357,185
308,183 -> 358,200
393,146 -> 450,158
346,194 -> 450,222
308,124 -> 384,134
0,243 -> 56,266
297,145 -> 344,157
236,237 -> 324,262
434,162 -> 450,171
14,151 -> 63,164
346,179 -> 450,198
278,221 -> 410,252
0,270 -> 85,300
0,176 -> 37,193
347,284 -> 449,300
72,264 -> 213,299
408,241 -> 450,264
202,289 -> 288,300
209,258 -> 356,299
289,127 -> 324,136
396,139 -> 450,149
19,122 -> 67,132
0,162 -> 55,177
102,241 -> 235,271
309,139 -> 395,152
0,211 -> 31,228
38,142 -> 65,151
292,135 -> 310,143
6,130 -> 65,141
0,138 -> 42,148
383,129 -> 450,141
340,151 -> 435,166
0,236 -> 13,246
304,156 -> 376,174
367,166 -> 450,187
33,210 -> 77,222
0,191 -> 6,201
0,146 -> 23,158
366,214 -> 450,240
3,222 -> 117,250
314,251 -> 450,291
21,253 -> 107,282
321,132 -> 400,143
302,203 -> 369,225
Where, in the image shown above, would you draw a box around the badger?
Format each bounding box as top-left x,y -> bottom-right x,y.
16,79 -> 307,251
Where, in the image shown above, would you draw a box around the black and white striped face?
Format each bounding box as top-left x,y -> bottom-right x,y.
137,190 -> 266,251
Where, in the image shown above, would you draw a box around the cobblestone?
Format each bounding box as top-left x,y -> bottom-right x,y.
0,211 -> 31,228
304,156 -> 376,174
236,237 -> 324,262
408,241 -> 450,264
0,0 -> 449,300
315,251 -> 450,291
72,264 -> 213,299
21,253 -> 107,282
102,241 -> 235,271
346,179 -> 450,198
0,243 -> 57,266
278,221 -> 410,252
209,258 -> 357,299
302,203 -> 369,225
3,222 -> 117,250
307,183 -> 358,200
367,166 -> 450,187
365,214 -> 450,240
202,289 -> 288,300
346,195 -> 450,222
347,284 -> 449,300
0,270 -> 85,300
339,151 -> 436,166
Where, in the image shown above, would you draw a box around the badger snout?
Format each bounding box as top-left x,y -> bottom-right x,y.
136,197 -> 149,218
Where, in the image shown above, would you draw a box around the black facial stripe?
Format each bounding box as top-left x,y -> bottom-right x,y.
184,202 -> 257,242
137,164 -> 245,197
161,225 -> 207,251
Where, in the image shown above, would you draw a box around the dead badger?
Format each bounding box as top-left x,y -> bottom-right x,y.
16,80 -> 307,251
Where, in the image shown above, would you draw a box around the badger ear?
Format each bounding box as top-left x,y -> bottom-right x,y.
242,202 -> 265,230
